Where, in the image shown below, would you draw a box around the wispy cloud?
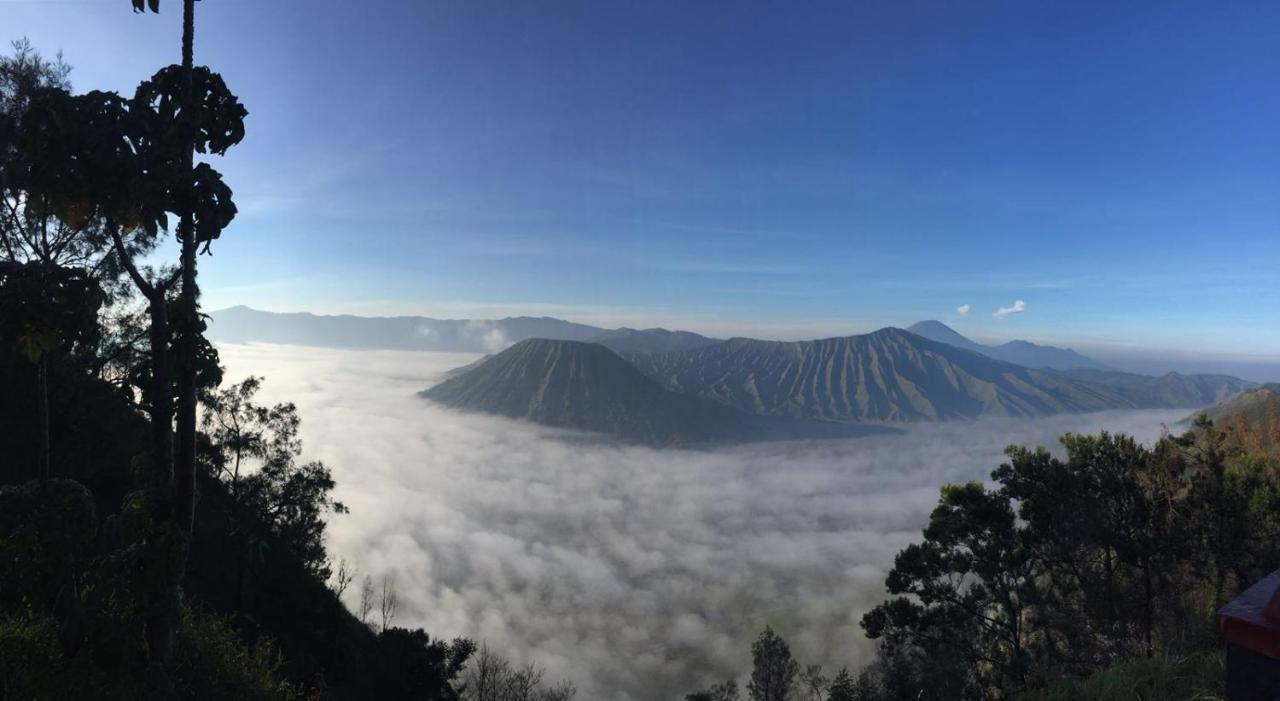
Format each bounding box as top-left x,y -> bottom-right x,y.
956,304 -> 971,316
993,299 -> 1026,320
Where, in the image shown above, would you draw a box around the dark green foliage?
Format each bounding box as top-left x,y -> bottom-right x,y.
378,628 -> 476,700
172,609 -> 300,700
0,478 -> 97,608
825,669 -> 877,701
0,33 -> 477,701
747,627 -> 799,701
0,475 -> 296,699
202,375 -> 347,579
1015,651 -> 1224,701
0,262 -> 104,362
686,678 -> 739,701
859,423 -> 1277,699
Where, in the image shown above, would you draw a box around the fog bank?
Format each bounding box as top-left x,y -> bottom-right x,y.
217,343 -> 1186,699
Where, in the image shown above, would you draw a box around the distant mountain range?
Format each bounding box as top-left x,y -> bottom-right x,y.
625,329 -> 1250,423
209,307 -> 1257,445
420,339 -> 880,447
207,306 -> 602,352
591,327 -> 719,355
207,306 -> 717,355
907,320 -> 1105,370
424,329 -> 1253,445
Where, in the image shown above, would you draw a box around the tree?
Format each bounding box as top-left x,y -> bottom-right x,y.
330,558 -> 355,599
0,262 -> 103,479
359,575 -> 375,625
201,375 -> 347,579
377,627 -> 474,701
380,574 -> 399,633
687,679 -> 739,701
823,669 -> 864,701
124,0 -> 247,669
747,627 -> 798,701
458,643 -> 577,701
799,664 -> 827,701
861,481 -> 1039,698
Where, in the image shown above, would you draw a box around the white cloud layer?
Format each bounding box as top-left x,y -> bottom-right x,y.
217,343 -> 1183,699
993,299 -> 1026,319
956,304 -> 971,316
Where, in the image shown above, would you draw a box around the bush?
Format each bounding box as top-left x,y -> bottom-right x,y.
1017,651 -> 1225,701
174,608 -> 300,700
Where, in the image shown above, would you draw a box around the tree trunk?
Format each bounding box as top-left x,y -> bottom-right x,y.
173,0 -> 199,589
143,289 -> 177,674
37,354 -> 50,480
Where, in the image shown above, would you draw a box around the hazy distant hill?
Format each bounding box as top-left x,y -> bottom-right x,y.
420,339 -> 880,446
590,328 -> 719,355
626,328 -> 1133,422
628,328 -> 1254,423
907,320 -> 1105,370
206,305 -> 604,352
1192,382 -> 1280,425
1057,368 -> 1253,407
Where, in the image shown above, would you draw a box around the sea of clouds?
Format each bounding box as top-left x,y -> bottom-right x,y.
217,342 -> 1188,699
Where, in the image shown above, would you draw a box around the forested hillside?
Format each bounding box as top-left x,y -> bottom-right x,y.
685,411 -> 1280,700
0,26 -> 571,700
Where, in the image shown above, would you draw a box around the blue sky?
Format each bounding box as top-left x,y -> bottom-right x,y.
7,1 -> 1280,355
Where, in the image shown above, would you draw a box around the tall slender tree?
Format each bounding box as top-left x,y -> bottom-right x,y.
123,0 -> 245,673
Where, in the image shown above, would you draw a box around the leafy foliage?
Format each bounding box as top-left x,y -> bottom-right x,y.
201,375 -> 347,579
857,422 -> 1275,699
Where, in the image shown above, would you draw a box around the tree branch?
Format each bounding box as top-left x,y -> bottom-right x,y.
108,222 -> 157,299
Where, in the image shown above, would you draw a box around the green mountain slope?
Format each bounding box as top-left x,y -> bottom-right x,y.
1195,382 -> 1280,425
626,328 -> 1131,422
1059,368 -> 1253,407
420,339 -> 882,445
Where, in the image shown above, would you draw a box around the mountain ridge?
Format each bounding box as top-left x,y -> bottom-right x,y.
907,320 -> 1106,370
420,338 -> 880,446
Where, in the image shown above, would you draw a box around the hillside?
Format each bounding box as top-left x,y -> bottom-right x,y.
589,327 -> 719,355
626,328 -> 1132,422
207,305 -> 605,352
1196,382 -> 1280,425
627,328 -> 1253,423
907,320 -> 1106,370
1061,368 -> 1253,407
421,339 -> 752,446
420,339 -> 880,445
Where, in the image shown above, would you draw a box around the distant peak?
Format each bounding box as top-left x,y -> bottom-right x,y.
908,320 -> 952,331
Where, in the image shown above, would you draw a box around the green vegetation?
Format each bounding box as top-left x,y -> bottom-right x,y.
685,411 -> 1279,700
1014,651 -> 1223,701
0,11 -> 574,697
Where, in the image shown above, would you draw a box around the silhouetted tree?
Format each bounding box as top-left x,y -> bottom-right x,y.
380,574 -> 399,633
377,627 -> 475,701
747,627 -> 799,701
799,664 -> 828,701
459,643 -> 577,701
125,0 -> 247,669
330,557 -> 355,599
360,574 -> 375,625
824,669 -> 866,701
201,375 -> 347,579
687,679 -> 739,701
